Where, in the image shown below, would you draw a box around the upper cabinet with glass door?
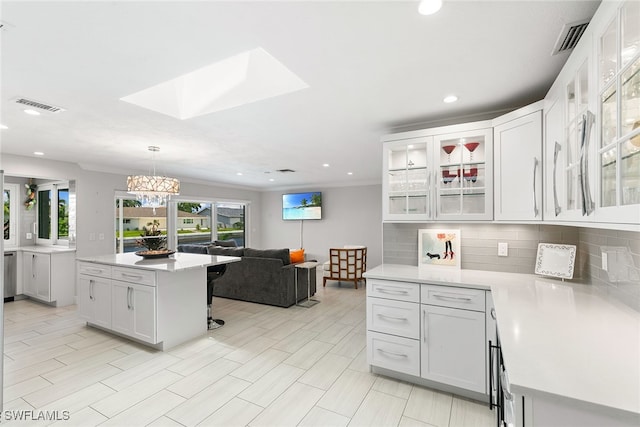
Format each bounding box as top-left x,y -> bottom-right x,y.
383,138 -> 432,221
434,128 -> 493,221
382,121 -> 493,222
597,0 -> 640,224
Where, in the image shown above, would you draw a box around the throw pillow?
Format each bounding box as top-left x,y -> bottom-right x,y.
290,248 -> 305,264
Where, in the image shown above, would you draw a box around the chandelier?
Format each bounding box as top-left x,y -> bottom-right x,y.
127,146 -> 180,207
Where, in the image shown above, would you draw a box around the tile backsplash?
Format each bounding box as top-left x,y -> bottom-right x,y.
578,227 -> 640,311
383,223 -> 640,311
383,223 -> 580,274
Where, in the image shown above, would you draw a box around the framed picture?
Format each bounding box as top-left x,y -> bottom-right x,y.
418,229 -> 461,269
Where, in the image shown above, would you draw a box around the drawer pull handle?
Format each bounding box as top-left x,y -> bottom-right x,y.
377,348 -> 408,358
121,273 -> 143,280
433,294 -> 473,302
378,288 -> 409,295
377,313 -> 408,322
85,268 -> 104,274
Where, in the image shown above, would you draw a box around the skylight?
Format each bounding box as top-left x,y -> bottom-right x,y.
120,47 -> 309,120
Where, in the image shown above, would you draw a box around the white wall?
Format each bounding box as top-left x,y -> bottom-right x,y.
1,154 -> 263,257
260,185 -> 383,268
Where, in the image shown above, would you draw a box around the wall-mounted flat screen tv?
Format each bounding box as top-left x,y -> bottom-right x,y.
282,191 -> 322,220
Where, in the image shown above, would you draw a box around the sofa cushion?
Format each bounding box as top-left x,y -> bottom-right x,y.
214,239 -> 238,247
177,244 -> 209,254
207,246 -> 245,257
290,248 -> 305,264
244,248 -> 290,265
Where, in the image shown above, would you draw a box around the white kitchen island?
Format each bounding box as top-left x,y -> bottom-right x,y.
76,252 -> 240,350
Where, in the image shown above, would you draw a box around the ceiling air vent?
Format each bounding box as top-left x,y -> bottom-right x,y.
276,169 -> 296,173
552,19 -> 589,55
15,97 -> 65,113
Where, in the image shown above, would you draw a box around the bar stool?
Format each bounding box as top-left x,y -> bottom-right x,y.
207,264 -> 227,330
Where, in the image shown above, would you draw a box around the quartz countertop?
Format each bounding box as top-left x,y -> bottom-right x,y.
364,264 -> 640,417
77,252 -> 240,272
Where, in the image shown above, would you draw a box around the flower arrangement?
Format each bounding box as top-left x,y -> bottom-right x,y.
136,220 -> 167,251
24,182 -> 37,210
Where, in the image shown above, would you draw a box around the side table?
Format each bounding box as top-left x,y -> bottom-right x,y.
295,261 -> 319,308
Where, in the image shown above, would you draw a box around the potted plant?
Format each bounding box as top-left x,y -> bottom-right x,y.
135,220 -> 170,256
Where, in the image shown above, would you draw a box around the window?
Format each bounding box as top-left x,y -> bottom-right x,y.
3,183 -> 19,247
36,182 -> 69,245
114,195 -> 167,253
114,195 -> 248,252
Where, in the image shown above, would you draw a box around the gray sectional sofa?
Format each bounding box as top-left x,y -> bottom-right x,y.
177,244 -> 317,308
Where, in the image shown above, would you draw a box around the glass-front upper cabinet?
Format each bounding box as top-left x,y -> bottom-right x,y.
598,1 -> 640,223
382,123 -> 493,222
434,128 -> 493,221
383,138 -> 431,221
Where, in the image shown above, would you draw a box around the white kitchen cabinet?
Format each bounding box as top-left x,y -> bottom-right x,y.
111,280 -> 156,344
78,275 -> 112,329
382,120 -> 493,221
367,277 -> 489,399
493,103 -> 543,221
22,250 -> 75,306
593,0 -> 640,224
544,31 -> 598,223
420,289 -> 486,394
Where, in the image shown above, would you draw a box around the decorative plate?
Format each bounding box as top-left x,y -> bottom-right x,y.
534,243 -> 576,279
134,250 -> 175,259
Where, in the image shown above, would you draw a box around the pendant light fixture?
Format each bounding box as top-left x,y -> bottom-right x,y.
127,146 -> 180,207
418,0 -> 442,15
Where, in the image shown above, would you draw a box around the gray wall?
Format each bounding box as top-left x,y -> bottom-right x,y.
384,223 -> 580,275
260,185 -> 382,268
578,228 -> 640,311
1,154 -> 263,257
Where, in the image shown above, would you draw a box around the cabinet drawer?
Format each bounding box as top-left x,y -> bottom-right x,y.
78,262 -> 112,278
421,285 -> 485,312
367,298 -> 420,339
113,267 -> 156,286
367,331 -> 420,377
367,279 -> 420,303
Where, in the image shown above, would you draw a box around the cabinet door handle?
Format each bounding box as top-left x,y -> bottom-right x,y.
377,288 -> 409,295
32,254 -> 36,279
579,111 -> 595,216
423,309 -> 427,343
553,141 -> 562,216
491,308 -> 496,320
432,294 -> 473,302
427,172 -> 431,218
127,287 -> 132,310
377,313 -> 408,322
377,348 -> 408,358
532,157 -> 539,218
89,279 -> 94,300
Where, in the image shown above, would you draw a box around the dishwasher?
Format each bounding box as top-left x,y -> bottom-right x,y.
4,251 -> 17,302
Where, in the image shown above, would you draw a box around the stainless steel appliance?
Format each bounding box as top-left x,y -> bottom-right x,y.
4,251 -> 16,302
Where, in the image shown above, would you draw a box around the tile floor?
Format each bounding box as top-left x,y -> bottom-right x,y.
2,278 -> 495,426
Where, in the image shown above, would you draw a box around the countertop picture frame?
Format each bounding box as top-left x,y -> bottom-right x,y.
534,243 -> 577,280
418,229 -> 461,269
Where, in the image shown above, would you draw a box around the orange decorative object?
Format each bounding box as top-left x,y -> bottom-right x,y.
290,248 -> 305,264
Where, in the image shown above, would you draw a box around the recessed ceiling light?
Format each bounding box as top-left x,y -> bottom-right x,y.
236,172 -> 243,176
0,124 -> 7,130
268,178 -> 275,182
24,109 -> 41,116
443,95 -> 458,103
418,0 -> 443,16
347,172 -> 353,176
34,151 -> 44,156
322,163 -> 330,168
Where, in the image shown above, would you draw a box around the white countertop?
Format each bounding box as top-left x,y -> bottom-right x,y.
364,264 -> 640,417
77,252 -> 241,272
7,245 -> 76,254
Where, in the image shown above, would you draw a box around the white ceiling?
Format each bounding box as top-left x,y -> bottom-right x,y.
0,0 -> 600,190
